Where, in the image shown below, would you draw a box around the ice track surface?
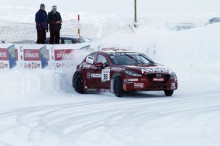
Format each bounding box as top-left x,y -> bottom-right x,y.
0,83 -> 220,146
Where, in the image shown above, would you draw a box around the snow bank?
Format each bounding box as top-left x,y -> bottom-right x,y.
0,70 -> 65,100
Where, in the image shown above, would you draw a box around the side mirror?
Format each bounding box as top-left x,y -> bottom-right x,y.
95,62 -> 104,68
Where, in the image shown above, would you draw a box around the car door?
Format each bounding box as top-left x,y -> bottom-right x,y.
94,54 -> 111,89
81,53 -> 98,89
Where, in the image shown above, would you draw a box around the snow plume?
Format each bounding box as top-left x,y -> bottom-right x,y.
58,48 -> 92,93
100,23 -> 220,85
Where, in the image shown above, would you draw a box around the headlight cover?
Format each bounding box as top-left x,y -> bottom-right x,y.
125,70 -> 142,77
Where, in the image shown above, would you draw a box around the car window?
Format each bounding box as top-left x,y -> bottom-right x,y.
97,54 -> 108,65
108,52 -> 153,65
64,39 -> 72,44
72,38 -> 78,44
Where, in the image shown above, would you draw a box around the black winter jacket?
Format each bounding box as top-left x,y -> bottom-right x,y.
35,9 -> 48,30
48,11 -> 62,31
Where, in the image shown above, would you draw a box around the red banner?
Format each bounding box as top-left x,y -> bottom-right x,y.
0,48 -> 8,60
23,49 -> 41,61
23,49 -> 49,61
54,49 -> 73,61
0,48 -> 18,60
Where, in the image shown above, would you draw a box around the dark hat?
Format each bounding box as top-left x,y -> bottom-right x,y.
40,3 -> 45,8
52,5 -> 57,9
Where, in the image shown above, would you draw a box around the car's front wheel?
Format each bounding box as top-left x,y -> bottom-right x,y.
73,73 -> 85,94
164,90 -> 174,96
114,76 -> 123,97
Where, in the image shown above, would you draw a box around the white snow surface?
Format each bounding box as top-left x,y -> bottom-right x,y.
0,0 -> 220,146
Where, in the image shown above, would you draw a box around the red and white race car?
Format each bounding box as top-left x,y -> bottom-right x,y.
72,49 -> 178,97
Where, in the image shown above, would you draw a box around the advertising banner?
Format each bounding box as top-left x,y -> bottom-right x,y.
0,46 -> 18,69
0,48 -> 8,69
23,49 -> 41,69
23,48 -> 49,69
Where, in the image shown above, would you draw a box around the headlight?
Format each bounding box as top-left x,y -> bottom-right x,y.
125,70 -> 142,77
171,72 -> 176,78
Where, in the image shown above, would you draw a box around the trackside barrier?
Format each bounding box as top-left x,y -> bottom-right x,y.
0,43 -> 91,70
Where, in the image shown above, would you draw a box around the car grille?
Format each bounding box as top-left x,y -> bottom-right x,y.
146,74 -> 170,84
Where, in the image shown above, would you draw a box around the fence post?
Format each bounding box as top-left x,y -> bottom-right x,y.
77,14 -> 81,43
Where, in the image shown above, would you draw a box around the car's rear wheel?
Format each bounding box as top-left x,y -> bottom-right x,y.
73,73 -> 85,94
164,90 -> 174,96
114,76 -> 123,97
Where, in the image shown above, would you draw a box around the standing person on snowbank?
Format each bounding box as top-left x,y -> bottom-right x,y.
35,4 -> 48,44
48,5 -> 62,44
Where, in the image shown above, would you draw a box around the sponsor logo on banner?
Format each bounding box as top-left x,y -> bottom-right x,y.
0,47 -> 18,69
0,62 -> 8,69
54,49 -> 75,68
54,49 -> 73,61
0,49 -> 8,60
0,48 -> 18,61
7,45 -> 17,69
24,49 -> 41,61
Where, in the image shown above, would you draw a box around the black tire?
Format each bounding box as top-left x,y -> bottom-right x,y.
114,76 -> 123,97
164,90 -> 174,96
73,73 -> 85,94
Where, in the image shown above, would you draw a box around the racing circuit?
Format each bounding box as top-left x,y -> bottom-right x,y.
0,0 -> 220,146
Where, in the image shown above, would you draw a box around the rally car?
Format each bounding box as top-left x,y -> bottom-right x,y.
72,49 -> 178,97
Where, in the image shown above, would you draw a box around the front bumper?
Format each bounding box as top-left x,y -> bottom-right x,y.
123,74 -> 178,91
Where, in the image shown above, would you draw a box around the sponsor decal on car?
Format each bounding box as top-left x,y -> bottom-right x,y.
91,73 -> 101,78
86,72 -> 91,79
134,83 -> 144,88
128,78 -> 139,82
111,67 -> 124,71
171,83 -> 176,89
86,56 -> 94,64
83,64 -> 91,69
142,68 -> 169,74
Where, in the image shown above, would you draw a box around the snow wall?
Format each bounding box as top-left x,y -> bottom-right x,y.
0,43 -> 93,99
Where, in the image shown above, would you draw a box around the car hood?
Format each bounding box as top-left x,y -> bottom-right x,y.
125,64 -> 172,74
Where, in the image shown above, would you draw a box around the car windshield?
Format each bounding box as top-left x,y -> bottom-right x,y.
107,52 -> 154,65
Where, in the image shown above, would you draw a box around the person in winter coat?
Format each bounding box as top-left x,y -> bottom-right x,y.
47,5 -> 62,44
35,4 -> 48,44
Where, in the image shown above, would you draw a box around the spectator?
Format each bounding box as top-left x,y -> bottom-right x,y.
35,3 -> 48,44
48,5 -> 62,44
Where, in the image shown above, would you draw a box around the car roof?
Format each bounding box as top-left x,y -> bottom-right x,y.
93,50 -> 137,54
